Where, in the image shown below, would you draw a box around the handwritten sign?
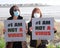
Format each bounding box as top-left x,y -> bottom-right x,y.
32,18 -> 54,40
4,20 -> 26,42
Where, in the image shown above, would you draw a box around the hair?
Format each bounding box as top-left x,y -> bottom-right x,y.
31,8 -> 42,18
9,5 -> 20,17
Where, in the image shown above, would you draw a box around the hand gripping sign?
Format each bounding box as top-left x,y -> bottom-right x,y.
32,17 -> 54,40
4,20 -> 26,42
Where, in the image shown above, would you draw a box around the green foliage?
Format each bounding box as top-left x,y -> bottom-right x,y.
0,38 -> 6,48
47,43 -> 56,48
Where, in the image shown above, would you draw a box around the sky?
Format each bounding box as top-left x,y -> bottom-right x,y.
0,0 -> 60,5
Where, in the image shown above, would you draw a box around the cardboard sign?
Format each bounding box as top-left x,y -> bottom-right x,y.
4,20 -> 26,42
32,18 -> 54,40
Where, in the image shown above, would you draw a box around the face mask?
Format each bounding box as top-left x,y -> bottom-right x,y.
14,11 -> 20,16
34,13 -> 40,18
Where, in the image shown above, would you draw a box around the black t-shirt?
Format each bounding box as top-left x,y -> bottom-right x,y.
7,16 -> 23,48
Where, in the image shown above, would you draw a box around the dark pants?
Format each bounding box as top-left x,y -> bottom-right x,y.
13,42 -> 22,48
30,33 -> 37,47
37,45 -> 47,48
30,40 -> 37,47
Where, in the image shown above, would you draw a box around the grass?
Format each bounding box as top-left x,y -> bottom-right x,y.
0,38 -> 6,48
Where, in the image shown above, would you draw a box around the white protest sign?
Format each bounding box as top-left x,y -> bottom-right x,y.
32,18 -> 54,40
4,20 -> 26,42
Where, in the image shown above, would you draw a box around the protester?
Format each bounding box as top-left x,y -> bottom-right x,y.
28,7 -> 57,48
5,5 -> 27,48
28,8 -> 48,48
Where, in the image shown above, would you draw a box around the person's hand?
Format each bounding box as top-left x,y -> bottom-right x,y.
29,27 -> 32,32
3,28 -> 6,34
25,29 -> 28,33
53,27 -> 57,33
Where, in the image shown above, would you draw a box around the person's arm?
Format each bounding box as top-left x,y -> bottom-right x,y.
3,28 -> 6,34
27,22 -> 32,35
25,23 -> 28,33
54,20 -> 57,33
54,27 -> 57,33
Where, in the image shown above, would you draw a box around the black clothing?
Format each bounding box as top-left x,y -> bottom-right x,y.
28,21 -> 48,48
37,44 -> 47,48
28,21 -> 37,47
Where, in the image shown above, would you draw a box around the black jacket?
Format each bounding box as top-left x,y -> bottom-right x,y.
28,21 -> 32,35
28,21 -> 37,47
7,16 -> 23,48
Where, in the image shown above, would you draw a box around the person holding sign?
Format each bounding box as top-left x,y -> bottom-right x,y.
28,8 -> 48,48
4,5 -> 27,48
28,8 -> 57,48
